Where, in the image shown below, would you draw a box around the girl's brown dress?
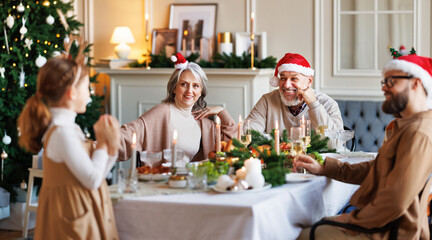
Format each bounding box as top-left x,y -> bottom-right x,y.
34,126 -> 119,240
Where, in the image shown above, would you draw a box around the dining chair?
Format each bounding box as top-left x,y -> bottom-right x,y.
310,174 -> 432,240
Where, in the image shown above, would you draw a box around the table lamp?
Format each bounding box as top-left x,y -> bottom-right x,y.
110,26 -> 135,59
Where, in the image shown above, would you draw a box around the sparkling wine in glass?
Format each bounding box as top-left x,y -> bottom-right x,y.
241,120 -> 252,146
140,151 -> 162,183
317,125 -> 328,135
290,127 -> 306,173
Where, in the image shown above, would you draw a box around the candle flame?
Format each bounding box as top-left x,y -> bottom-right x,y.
132,132 -> 136,146
184,30 -> 188,36
241,166 -> 246,171
173,129 -> 178,143
145,13 -> 149,20
238,115 -> 242,123
275,120 -> 279,130
251,12 -> 255,20
216,116 -> 221,125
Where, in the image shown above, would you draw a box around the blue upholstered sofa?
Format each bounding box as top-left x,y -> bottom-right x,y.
336,100 -> 395,152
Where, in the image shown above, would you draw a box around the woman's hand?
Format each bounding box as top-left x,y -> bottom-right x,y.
192,106 -> 224,120
93,115 -> 120,156
294,154 -> 325,175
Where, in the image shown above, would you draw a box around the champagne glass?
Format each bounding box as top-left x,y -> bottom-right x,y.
140,151 -> 162,183
317,125 -> 328,135
241,120 -> 252,146
337,130 -> 355,155
290,127 -> 305,173
301,120 -> 311,153
324,129 -> 339,151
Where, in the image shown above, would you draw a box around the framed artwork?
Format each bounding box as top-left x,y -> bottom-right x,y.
235,32 -> 267,60
169,3 -> 217,60
151,29 -> 178,58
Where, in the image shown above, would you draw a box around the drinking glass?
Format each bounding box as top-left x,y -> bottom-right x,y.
117,168 -> 138,193
301,120 -> 312,153
317,125 -> 328,135
241,120 -> 252,146
186,162 -> 208,190
140,151 -> 162,183
290,127 -> 305,173
324,129 -> 340,150
163,149 -> 186,167
337,130 -> 355,155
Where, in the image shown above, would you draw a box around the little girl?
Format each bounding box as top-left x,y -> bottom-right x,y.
18,37 -> 120,239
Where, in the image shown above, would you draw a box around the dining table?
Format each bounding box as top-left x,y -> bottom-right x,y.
110,152 -> 376,240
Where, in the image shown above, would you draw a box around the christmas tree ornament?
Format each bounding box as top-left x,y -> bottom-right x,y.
84,127 -> 91,138
0,150 -> 7,160
20,180 -> 27,190
19,66 -> 25,88
46,15 -> 55,25
6,14 -> 14,29
3,25 -> 10,54
0,67 -> 5,78
20,17 -> 28,40
24,38 -> 33,50
57,9 -> 69,31
52,51 -> 61,57
36,54 -> 47,68
17,2 -> 25,12
2,132 -> 11,145
64,34 -> 70,44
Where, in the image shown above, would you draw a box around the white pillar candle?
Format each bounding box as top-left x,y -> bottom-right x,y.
172,129 -> 177,168
237,115 -> 242,140
244,157 -> 261,174
215,116 -> 221,152
275,120 -> 280,155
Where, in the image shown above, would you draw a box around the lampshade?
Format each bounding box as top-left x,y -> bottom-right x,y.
110,27 -> 135,44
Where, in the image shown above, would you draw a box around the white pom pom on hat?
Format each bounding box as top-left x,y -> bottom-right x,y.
269,53 -> 314,86
171,52 -> 188,70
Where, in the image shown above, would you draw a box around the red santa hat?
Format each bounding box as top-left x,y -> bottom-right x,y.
171,52 -> 189,70
269,53 -> 314,87
382,54 -> 432,108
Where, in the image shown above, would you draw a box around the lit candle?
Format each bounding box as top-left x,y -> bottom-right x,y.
182,30 -> 188,56
172,130 -> 177,168
238,115 -> 242,140
131,132 -> 137,173
300,115 -> 306,137
275,120 -> 280,155
216,116 -> 221,152
251,12 -> 255,35
145,13 -> 149,39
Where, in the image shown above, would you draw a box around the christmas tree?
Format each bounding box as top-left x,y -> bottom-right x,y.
0,0 -> 103,201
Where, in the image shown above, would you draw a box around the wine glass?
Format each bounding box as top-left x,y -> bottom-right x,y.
324,129 -> 339,151
337,130 -> 355,155
290,127 -> 305,173
140,151 -> 162,183
241,120 -> 252,146
317,125 -> 328,135
301,120 -> 311,153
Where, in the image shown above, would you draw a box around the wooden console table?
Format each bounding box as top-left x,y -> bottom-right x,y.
96,68 -> 274,125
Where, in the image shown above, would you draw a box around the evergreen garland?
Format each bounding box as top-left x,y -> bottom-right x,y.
0,0 -> 103,201
129,51 -> 277,69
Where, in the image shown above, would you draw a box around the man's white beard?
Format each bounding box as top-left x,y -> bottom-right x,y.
279,90 -> 301,107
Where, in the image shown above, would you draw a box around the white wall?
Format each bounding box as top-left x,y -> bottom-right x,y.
91,0 -> 314,63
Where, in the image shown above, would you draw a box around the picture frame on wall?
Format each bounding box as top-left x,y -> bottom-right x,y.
169,3 -> 217,60
152,28 -> 178,58
235,32 -> 267,60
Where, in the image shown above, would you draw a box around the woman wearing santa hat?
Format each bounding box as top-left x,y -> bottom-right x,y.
118,52 -> 237,163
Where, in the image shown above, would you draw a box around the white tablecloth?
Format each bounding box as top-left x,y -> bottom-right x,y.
113,155 -> 373,240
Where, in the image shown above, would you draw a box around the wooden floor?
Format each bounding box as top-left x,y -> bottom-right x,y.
0,229 -> 33,240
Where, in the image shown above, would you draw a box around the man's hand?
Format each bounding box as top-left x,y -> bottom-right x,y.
192,106 -> 224,120
292,82 -> 317,105
294,154 -> 325,175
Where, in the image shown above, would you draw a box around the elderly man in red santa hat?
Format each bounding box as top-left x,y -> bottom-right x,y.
296,54 -> 432,239
246,53 -> 343,137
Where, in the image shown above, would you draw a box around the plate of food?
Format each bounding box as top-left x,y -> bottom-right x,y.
285,173 -> 317,183
137,165 -> 171,181
211,183 -> 272,194
319,153 -> 348,161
